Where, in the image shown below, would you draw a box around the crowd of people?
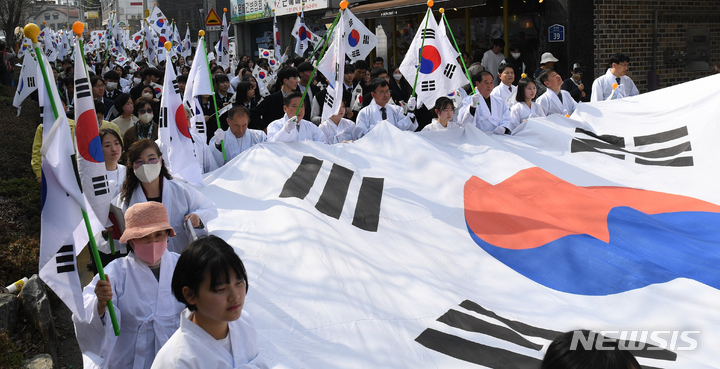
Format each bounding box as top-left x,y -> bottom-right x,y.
3,35 -> 666,368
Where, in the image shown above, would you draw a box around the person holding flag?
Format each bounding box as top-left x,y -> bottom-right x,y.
74,201 -> 187,369
210,106 -> 267,165
353,78 -> 418,139
456,71 -> 514,133
267,91 -> 325,143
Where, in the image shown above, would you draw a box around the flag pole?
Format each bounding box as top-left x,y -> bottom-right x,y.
200,30 -> 227,161
27,21 -> 121,336
410,1 -> 434,100
74,28 -> 117,256
440,9 -> 474,95
293,1 -> 345,118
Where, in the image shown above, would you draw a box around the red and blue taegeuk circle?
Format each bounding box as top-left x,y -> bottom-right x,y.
418,45 -> 441,74
298,26 -> 307,41
348,29 -> 360,47
262,50 -> 270,57
76,110 -> 104,163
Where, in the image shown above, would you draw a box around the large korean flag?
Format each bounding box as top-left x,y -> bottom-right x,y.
399,8 -> 469,109
199,75 -> 720,368
342,8 -> 378,62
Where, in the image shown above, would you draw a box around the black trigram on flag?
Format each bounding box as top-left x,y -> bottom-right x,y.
195,121 -> 205,134
159,106 -> 168,128
416,300 -> 678,369
570,126 -> 693,167
421,80 -> 436,92
443,64 -> 457,79
422,29 -> 436,39
56,244 -> 76,274
91,175 -> 109,196
75,77 -> 92,99
325,94 -> 335,109
348,18 -> 354,27
27,76 -> 36,88
171,78 -> 180,94
279,156 -> 384,232
351,50 -> 361,58
363,35 -> 370,45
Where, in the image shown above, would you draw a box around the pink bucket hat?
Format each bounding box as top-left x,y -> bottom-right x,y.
119,202 -> 176,243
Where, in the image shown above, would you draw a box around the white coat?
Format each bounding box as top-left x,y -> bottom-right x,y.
151,309 -> 267,369
590,68 -> 639,102
535,89 -> 577,116
456,95 -> 514,133
318,118 -> 357,144
509,101 -> 546,132
112,178 -> 218,254
210,128 -> 267,164
353,99 -> 418,139
99,165 -> 127,254
490,83 -> 516,106
73,251 -> 186,369
266,114 -> 325,143
421,119 -> 465,131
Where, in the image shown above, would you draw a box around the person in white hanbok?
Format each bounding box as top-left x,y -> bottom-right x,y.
113,139 -> 218,254
152,236 -> 267,369
267,91 -> 326,143
73,202 -> 187,369
210,106 -> 267,165
456,71 -> 514,134
490,64 -> 517,108
509,77 -> 546,132
96,129 -> 128,267
318,100 -> 358,144
353,79 -> 418,139
535,69 -> 577,116
422,97 -> 465,131
590,53 -> 639,102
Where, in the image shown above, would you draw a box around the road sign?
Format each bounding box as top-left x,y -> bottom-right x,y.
548,24 -> 565,43
206,26 -> 221,31
206,9 -> 221,26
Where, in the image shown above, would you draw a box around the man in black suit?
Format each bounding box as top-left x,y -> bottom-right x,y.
297,62 -> 320,122
250,66 -> 299,131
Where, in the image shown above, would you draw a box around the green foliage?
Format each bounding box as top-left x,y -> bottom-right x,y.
0,332 -> 24,369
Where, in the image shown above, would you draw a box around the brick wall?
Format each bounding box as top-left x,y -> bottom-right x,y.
594,0 -> 720,93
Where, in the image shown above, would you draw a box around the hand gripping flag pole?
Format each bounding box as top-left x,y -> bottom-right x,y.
440,8 -> 474,95
200,30 -> 227,161
410,1 -> 434,100
27,21 -> 121,336
75,24 -> 116,256
293,1 -> 346,118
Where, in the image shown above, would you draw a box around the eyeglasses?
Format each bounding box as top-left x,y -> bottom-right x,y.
133,157 -> 159,169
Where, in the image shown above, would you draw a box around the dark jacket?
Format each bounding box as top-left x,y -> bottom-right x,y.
249,91 -> 285,131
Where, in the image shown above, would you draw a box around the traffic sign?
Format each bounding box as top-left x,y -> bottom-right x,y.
548,24 -> 565,43
206,26 -> 221,31
206,9 -> 221,26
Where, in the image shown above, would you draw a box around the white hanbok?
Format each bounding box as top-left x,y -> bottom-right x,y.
456,95 -> 514,133
491,83 -> 516,106
112,178 -> 218,254
590,68 -> 639,102
73,251 -> 186,369
353,99 -> 418,139
99,165 -> 127,254
535,89 -> 577,116
267,114 -> 325,143
421,119 -> 465,131
318,118 -> 357,144
151,309 -> 267,369
210,128 -> 267,164
509,101 -> 546,132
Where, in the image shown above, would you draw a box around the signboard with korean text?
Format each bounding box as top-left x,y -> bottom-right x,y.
230,0 -> 327,23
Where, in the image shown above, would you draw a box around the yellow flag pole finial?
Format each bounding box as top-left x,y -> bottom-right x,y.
164,41 -> 172,51
340,0 -> 348,9
24,23 -> 40,43
223,7 -> 227,12
199,30 -> 205,37
439,8 -> 445,13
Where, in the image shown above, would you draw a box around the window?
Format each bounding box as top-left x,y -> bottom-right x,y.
53,13 -> 59,20
44,14 -> 50,20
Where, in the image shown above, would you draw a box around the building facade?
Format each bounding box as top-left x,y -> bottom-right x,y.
29,4 -> 81,31
100,0 -> 145,32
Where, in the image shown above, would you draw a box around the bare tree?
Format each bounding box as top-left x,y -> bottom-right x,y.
0,0 -> 33,47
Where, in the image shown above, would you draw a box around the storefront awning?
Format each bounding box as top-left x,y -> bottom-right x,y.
322,0 -> 486,21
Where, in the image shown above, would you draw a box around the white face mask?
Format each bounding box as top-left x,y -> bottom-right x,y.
141,92 -> 153,100
106,81 -> 118,91
139,112 -> 154,124
511,52 -> 521,59
134,161 -> 162,183
393,74 -> 402,81
133,77 -> 142,85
